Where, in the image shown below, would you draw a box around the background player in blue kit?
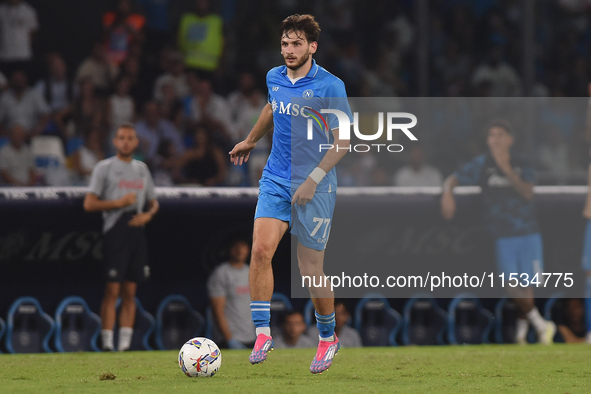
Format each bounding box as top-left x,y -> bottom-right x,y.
440,120 -> 556,344
229,14 -> 352,373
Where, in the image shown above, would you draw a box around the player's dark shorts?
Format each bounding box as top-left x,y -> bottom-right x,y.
103,212 -> 150,283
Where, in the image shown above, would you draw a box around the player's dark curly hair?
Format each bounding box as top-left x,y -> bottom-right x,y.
487,119 -> 515,136
279,14 -> 321,43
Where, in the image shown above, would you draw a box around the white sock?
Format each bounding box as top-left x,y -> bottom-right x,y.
101,329 -> 114,350
526,307 -> 547,333
586,332 -> 591,343
516,319 -> 529,342
255,327 -> 271,337
319,335 -> 335,342
118,327 -> 133,351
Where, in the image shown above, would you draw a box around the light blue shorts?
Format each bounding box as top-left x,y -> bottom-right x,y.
495,233 -> 544,279
254,176 -> 336,251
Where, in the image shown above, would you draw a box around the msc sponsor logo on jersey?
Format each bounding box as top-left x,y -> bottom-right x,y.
118,179 -> 145,189
487,167 -> 522,187
272,100 -> 309,116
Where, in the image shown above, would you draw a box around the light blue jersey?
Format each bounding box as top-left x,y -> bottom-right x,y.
255,59 -> 351,250
263,59 -> 352,192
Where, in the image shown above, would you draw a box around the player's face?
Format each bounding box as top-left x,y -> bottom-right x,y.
113,127 -> 139,157
487,126 -> 513,152
281,30 -> 317,71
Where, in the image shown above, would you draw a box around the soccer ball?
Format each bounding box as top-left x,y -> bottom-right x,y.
178,337 -> 222,377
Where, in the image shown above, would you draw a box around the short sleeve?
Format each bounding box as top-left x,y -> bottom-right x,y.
453,155 -> 486,186
207,266 -> 227,298
35,92 -> 51,115
144,165 -> 157,201
325,80 -> 353,131
88,162 -> 106,196
26,5 -> 39,31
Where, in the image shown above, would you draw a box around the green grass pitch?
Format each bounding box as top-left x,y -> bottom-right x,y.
0,345 -> 589,393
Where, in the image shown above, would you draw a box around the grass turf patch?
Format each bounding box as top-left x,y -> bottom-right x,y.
0,344 -> 589,393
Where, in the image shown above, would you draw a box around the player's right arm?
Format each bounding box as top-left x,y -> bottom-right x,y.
83,192 -> 136,212
83,161 -> 137,212
441,155 -> 485,220
229,103 -> 273,165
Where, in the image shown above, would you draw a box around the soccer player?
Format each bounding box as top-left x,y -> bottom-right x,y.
229,14 -> 352,373
441,120 -> 555,344
83,123 -> 159,351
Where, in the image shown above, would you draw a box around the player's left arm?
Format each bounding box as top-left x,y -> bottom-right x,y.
128,199 -> 159,226
291,126 -> 349,205
129,169 -> 159,226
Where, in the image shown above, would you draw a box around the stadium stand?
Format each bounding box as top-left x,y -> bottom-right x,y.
155,294 -> 205,350
447,293 -> 494,345
54,296 -> 101,352
354,293 -> 403,346
5,296 -> 55,353
402,295 -> 447,345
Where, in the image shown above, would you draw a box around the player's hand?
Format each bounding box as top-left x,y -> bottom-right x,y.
588,82 -> 591,97
490,146 -> 512,174
227,338 -> 247,349
292,177 -> 317,206
118,193 -> 137,208
128,212 -> 153,227
229,140 -> 256,165
441,192 -> 456,220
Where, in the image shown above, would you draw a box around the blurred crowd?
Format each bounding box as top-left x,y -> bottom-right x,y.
1,0 -> 591,187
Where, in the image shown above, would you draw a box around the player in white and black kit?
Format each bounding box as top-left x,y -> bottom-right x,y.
83,123 -> 159,351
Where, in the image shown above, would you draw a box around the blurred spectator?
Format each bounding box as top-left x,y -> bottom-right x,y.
273,311 -> 316,349
537,126 -> 572,184
137,0 -> 171,55
0,0 -> 38,78
334,302 -> 362,347
76,42 -> 120,95
184,74 -> 233,145
69,126 -> 104,185
361,54 -> 399,97
35,54 -> 76,113
175,125 -> 226,186
102,0 -> 146,66
135,101 -> 183,164
227,71 -> 268,185
108,75 -> 135,132
471,46 -> 521,96
207,238 -> 255,349
0,70 -> 50,136
156,81 -> 184,129
35,54 -> 77,137
393,145 -> 443,187
151,139 -> 179,186
0,124 -> 35,185
71,77 -> 106,137
153,51 -> 189,102
177,0 -> 224,76
557,298 -> 586,343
